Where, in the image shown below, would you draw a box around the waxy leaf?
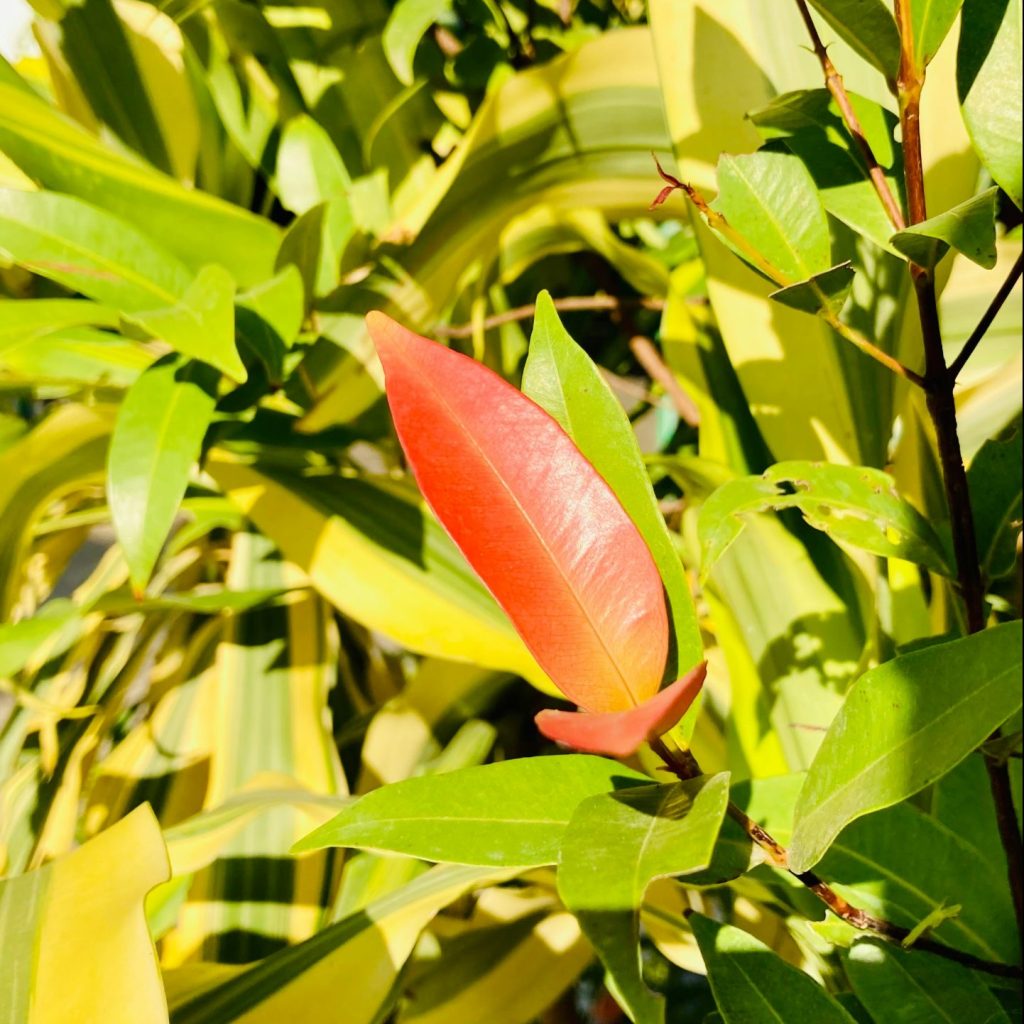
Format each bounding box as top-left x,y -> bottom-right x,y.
690,914 -> 858,1024
968,429 -> 1023,578
890,187 -> 1000,269
806,0 -> 901,80
536,663 -> 706,758
108,356 -> 218,592
366,312 -> 669,715
698,461 -> 950,580
712,150 -> 831,284
521,292 -> 703,683
958,0 -> 1022,209
844,939 -> 1012,1023
293,756 -> 649,866
557,775 -> 731,1024
789,620 -> 1023,872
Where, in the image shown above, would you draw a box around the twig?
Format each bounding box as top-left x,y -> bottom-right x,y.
628,335 -> 701,427
894,0 -> 1024,944
433,295 -> 667,338
949,252 -> 1024,381
653,160 -> 927,389
650,738 -> 1022,979
794,0 -> 905,230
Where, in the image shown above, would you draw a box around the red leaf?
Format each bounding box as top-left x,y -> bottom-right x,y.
535,662 -> 707,758
366,312 -> 668,713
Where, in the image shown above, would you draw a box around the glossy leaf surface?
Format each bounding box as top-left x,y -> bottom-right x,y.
690,913 -> 857,1024
107,357 -> 218,592
790,621 -> 1023,871
558,775 -> 730,1024
367,312 -> 668,713
806,0 -> 901,79
521,292 -> 702,683
294,756 -> 648,866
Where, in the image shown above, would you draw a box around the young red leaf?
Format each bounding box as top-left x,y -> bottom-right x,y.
366,311 -> 669,713
535,661 -> 707,758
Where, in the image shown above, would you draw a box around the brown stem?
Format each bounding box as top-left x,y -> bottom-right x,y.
794,0 -> 905,230
949,252 -> 1024,381
650,739 -> 1021,978
434,295 -> 667,339
895,0 -> 1024,944
628,335 -> 701,427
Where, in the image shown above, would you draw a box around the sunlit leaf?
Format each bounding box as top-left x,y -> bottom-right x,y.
890,187 -> 999,268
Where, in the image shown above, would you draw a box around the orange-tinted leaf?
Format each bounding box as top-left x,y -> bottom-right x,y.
366,311 -> 669,713
535,662 -> 707,757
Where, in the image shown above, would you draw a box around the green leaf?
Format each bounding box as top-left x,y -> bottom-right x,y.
237,266 -> 304,349
890,187 -> 1000,268
276,198 -> 356,300
0,76 -> 278,285
275,115 -> 351,216
125,264 -> 245,382
0,188 -> 192,310
959,0 -> 1023,209
912,0 -> 965,69
690,913 -> 857,1024
749,89 -> 904,252
0,326 -> 153,387
968,429 -> 1023,578
698,461 -> 951,580
107,356 -> 219,593
383,0 -> 453,85
712,149 -> 831,283
0,599 -> 82,678
789,621 -> 1024,872
293,756 -> 650,866
521,292 -> 703,686
844,939 -> 1012,1023
0,298 -> 120,342
806,0 -> 901,80
769,262 -> 855,314
557,775 -> 730,1024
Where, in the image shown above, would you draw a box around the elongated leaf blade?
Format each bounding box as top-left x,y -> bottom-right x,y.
789,621 -> 1023,872
367,312 -> 669,713
522,292 -> 702,682
557,775 -> 730,1024
690,913 -> 857,1024
844,939 -> 1012,1023
107,356 -> 218,592
911,0 -> 965,70
294,756 -> 649,865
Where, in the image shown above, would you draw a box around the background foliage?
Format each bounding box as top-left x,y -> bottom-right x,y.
0,0 -> 1020,1021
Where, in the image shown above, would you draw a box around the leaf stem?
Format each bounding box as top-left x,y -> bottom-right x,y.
894,0 -> 1024,945
793,0 -> 906,230
649,738 -> 1022,979
948,252 -> 1024,381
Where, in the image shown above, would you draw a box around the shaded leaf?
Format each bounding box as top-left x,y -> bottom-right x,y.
806,0 -> 901,80
890,187 -> 999,268
557,775 -> 730,1024
789,621 -> 1023,872
968,429 -> 1023,578
383,0 -> 453,85
698,461 -> 950,579
770,262 -> 855,314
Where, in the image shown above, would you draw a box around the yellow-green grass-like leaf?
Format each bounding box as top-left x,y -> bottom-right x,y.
890,187 -> 1000,269
843,939 -> 1012,1024
168,864 -> 513,1024
0,299 -> 120,342
698,461 -> 951,580
789,621 -> 1024,872
0,804 -> 170,1024
958,0 -> 1022,209
0,403 -> 112,617
557,775 -> 731,1024
690,913 -> 857,1024
295,756 -> 650,866
107,357 -> 219,594
0,72 -> 277,285
207,454 -> 554,693
521,293 -> 702,686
